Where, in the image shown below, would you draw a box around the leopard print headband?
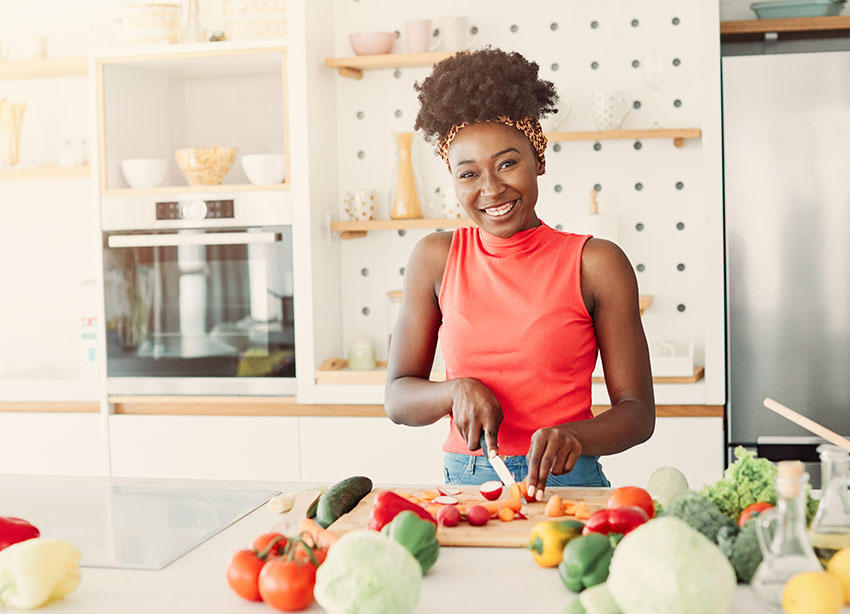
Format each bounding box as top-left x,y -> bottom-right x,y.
437,116 -> 547,173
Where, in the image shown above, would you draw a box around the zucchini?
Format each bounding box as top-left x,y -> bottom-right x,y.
316,475 -> 373,528
306,494 -> 320,519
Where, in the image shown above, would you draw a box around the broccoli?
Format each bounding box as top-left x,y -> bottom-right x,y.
717,519 -> 762,583
665,491 -> 737,543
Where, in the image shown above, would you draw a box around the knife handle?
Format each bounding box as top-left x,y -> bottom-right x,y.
479,432 -> 489,460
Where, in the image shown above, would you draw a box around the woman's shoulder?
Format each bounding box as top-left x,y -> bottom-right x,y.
412,230 -> 454,264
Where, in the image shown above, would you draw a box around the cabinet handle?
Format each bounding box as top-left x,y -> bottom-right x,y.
107,231 -> 280,248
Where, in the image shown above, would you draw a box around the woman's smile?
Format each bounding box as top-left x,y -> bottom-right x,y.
480,198 -> 519,218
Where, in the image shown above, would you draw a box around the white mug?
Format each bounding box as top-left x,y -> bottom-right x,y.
435,16 -> 472,52
591,91 -> 631,131
343,189 -> 375,222
432,184 -> 463,219
540,100 -> 573,132
404,18 -> 437,54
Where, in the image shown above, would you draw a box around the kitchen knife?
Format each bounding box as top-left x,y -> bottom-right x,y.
479,432 -> 516,487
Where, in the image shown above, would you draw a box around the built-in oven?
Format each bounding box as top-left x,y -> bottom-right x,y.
101,192 -> 295,395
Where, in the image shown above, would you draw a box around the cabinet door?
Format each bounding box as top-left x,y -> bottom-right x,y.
109,415 -> 300,481
599,417 -> 723,490
299,417 -> 448,485
0,413 -> 105,475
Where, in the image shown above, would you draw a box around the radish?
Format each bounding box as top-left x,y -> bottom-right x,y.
433,496 -> 458,505
438,486 -> 461,497
479,480 -> 503,501
466,504 -> 490,526
437,505 -> 461,527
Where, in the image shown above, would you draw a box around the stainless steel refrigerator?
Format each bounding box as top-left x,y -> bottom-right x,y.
723,48 -> 850,484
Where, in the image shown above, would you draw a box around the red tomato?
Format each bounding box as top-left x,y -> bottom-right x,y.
226,549 -> 266,601
253,532 -> 287,558
606,486 -> 655,519
738,502 -> 773,527
258,558 -> 317,612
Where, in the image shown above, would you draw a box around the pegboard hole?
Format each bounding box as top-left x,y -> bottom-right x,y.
510,24 -> 518,33
593,142 -> 602,152
634,141 -> 642,150
555,224 -> 564,231
362,307 -> 370,316
357,150 -> 365,159
672,17 -> 681,25
553,143 -> 561,153
632,59 -> 640,68
593,183 -> 602,192
677,304 -> 686,312
551,62 -> 559,71
470,26 -> 478,35
636,264 -> 646,272
361,268 -> 369,277
673,58 -> 681,67
398,229 -> 406,237
631,19 -> 639,27
393,69 -> 402,78
590,20 -> 599,29
356,110 -> 364,119
399,267 -> 406,276
676,222 -> 685,230
676,181 -> 684,190
635,222 -> 645,231
673,99 -> 683,108
550,22 -> 558,31
633,100 -> 642,109
554,184 -> 562,193
677,263 -> 686,272
590,61 -> 599,70
394,109 -> 402,118
635,182 -> 644,191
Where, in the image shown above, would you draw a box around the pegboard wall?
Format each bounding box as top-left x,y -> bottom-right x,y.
329,0 -> 719,373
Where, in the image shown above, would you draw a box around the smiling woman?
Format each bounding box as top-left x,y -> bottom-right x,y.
383,48 -> 656,496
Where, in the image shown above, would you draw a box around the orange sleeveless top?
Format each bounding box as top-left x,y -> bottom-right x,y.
438,222 -> 597,456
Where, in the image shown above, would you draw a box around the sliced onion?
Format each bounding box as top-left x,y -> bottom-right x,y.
433,496 -> 459,505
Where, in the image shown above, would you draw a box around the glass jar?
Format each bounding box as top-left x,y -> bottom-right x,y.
751,460 -> 822,607
809,444 -> 850,565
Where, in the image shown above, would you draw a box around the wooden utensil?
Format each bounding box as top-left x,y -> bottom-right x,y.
763,397 -> 850,453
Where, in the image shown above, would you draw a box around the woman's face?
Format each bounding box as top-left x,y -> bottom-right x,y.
448,122 -> 544,238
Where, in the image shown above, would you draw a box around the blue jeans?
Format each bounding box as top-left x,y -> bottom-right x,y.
443,452 -> 611,488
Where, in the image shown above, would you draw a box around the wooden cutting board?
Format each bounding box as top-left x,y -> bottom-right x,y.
326,486 -> 613,548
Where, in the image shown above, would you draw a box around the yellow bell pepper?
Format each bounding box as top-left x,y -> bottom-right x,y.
527,519 -> 584,567
0,538 -> 81,610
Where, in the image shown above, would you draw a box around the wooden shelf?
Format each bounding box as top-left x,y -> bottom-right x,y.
721,16 -> 850,40
317,359 -> 701,386
0,57 -> 88,80
331,217 -> 475,239
102,182 -> 290,197
0,165 -> 90,181
546,128 -> 701,148
325,51 -> 454,79
593,366 -> 705,385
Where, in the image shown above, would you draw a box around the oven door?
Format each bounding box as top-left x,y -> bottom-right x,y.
102,227 -> 295,395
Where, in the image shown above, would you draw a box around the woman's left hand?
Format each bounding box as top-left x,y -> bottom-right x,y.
525,425 -> 582,500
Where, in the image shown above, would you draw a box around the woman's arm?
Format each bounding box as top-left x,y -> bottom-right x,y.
384,232 -> 505,452
384,232 -> 457,426
526,238 -> 656,495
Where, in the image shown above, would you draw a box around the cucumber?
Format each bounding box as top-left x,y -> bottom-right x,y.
316,476 -> 373,528
306,494 -> 320,519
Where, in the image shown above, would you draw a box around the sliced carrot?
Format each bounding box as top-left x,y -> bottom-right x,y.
545,494 -> 564,517
419,490 -> 439,501
563,503 -> 577,516
573,500 -> 592,520
499,497 -> 522,513
300,517 -> 340,548
479,500 -> 502,516
456,504 -> 468,514
509,483 -> 522,500
397,492 -> 415,499
426,505 -> 441,517
517,481 -> 530,501
498,507 -> 515,522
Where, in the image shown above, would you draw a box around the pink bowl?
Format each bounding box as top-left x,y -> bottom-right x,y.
349,31 -> 395,55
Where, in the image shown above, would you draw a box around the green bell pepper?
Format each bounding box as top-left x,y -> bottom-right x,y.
559,533 -> 614,592
380,510 -> 440,574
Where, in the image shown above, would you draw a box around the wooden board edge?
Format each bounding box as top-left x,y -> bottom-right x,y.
0,402 -> 100,413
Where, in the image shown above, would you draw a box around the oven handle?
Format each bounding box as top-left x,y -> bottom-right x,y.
107,231 -> 281,248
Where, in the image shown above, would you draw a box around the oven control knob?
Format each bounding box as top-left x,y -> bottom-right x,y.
179,199 -> 208,220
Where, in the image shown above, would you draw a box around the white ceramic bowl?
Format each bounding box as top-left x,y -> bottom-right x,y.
348,31 -> 395,55
120,158 -> 168,189
240,153 -> 287,185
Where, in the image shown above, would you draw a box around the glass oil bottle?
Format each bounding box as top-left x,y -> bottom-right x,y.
809,444 -> 850,565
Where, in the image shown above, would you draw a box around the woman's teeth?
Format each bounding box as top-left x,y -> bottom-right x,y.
482,200 -> 517,217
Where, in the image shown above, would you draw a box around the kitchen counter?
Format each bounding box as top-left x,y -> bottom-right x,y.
5,476 -> 833,614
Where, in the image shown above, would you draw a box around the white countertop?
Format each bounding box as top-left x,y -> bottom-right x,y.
0,476 -> 834,614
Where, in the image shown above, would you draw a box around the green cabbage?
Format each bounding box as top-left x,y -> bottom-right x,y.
314,530 -> 421,614
607,517 -> 736,614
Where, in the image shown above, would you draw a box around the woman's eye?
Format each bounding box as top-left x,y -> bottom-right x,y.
458,171 -> 476,179
499,159 -> 517,170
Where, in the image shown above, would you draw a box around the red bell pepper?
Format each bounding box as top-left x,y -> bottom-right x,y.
0,517 -> 40,551
367,491 -> 437,531
581,506 -> 648,537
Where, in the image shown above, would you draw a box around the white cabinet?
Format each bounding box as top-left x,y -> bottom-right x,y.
0,413 -> 106,475
108,415 -> 300,481
600,417 -> 724,491
299,417 -> 447,485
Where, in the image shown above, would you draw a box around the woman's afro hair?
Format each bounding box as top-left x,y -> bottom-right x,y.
413,47 -> 559,145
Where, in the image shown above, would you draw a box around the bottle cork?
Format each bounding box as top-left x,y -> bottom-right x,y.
776,460 -> 805,497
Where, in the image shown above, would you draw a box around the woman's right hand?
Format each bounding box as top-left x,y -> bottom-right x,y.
450,378 -> 503,454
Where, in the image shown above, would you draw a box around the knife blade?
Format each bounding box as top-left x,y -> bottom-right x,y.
479,432 -> 516,487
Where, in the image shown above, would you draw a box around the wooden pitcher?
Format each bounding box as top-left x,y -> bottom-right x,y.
0,99 -> 26,166
390,132 -> 422,219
